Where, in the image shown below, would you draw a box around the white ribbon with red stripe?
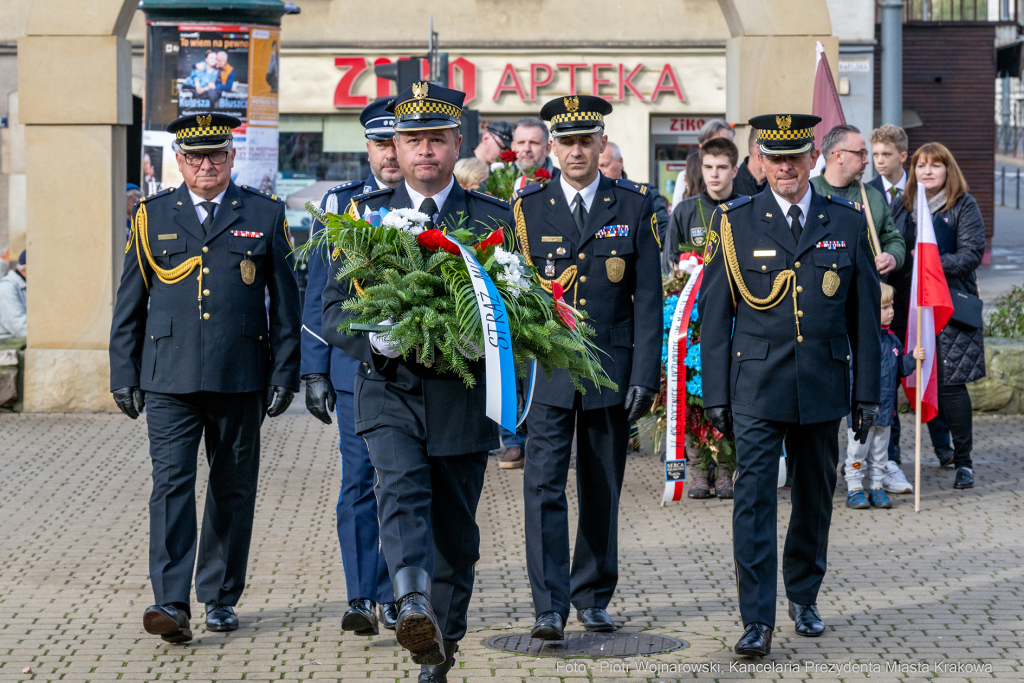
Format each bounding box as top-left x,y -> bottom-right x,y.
663,264 -> 703,503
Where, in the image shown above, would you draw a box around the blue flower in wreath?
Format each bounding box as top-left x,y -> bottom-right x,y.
686,376 -> 703,397
690,291 -> 700,322
663,295 -> 679,331
684,343 -> 701,371
661,333 -> 669,365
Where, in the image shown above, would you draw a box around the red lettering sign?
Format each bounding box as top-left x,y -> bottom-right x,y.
449,57 -> 477,104
619,64 -> 645,101
374,57 -> 392,99
530,63 -> 554,101
334,57 -> 368,107
493,63 -> 526,100
651,64 -> 685,101
556,63 -> 587,96
592,63 -> 614,99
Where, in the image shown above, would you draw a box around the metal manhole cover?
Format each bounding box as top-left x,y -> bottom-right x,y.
485,631 -> 687,658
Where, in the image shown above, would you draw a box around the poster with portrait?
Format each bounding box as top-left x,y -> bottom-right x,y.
176,26 -> 250,120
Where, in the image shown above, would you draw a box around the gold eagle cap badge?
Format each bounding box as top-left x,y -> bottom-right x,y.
564,96 -> 579,113
412,82 -> 428,99
776,115 -> 792,130
196,114 -> 213,128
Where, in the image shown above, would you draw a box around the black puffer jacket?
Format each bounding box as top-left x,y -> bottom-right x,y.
931,192 -> 986,386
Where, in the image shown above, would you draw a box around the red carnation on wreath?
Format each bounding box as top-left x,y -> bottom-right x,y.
500,149 -> 518,163
475,228 -> 504,254
416,229 -> 461,256
534,168 -> 551,181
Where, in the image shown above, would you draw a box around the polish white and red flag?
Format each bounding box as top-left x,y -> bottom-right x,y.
902,182 -> 954,422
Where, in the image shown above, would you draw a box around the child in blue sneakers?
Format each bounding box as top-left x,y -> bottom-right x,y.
846,283 -> 925,509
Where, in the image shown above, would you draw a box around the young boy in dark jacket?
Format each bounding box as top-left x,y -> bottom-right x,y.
845,283 -> 925,509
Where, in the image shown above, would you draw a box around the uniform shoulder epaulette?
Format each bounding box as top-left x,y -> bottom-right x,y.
327,180 -> 361,194
140,186 -> 175,203
468,189 -> 509,208
511,181 -> 546,202
239,184 -> 283,202
614,178 -> 648,196
825,194 -> 863,212
718,195 -> 753,213
352,186 -> 393,203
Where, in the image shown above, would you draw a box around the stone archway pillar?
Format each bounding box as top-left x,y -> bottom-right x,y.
18,0 -> 136,412
718,0 -> 839,123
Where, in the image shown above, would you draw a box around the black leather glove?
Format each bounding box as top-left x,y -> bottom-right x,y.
303,374 -> 336,425
112,387 -> 145,419
852,401 -> 879,445
624,385 -> 658,424
704,405 -> 734,441
265,386 -> 295,418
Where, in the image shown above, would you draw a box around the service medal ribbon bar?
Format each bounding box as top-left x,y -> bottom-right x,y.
595,225 -> 629,239
814,240 -> 846,250
231,230 -> 265,239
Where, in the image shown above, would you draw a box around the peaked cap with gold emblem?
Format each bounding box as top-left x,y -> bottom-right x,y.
386,81 -> 465,131
748,113 -> 821,156
167,113 -> 241,152
540,95 -> 613,138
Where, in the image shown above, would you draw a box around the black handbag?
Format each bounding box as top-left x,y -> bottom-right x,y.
948,278 -> 983,330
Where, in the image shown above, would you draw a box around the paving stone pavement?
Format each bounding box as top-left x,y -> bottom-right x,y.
0,412 -> 1021,682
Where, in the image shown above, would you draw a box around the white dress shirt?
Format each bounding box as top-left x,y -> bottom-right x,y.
881,170 -> 907,199
405,176 -> 455,224
188,187 -> 227,225
560,173 -> 601,214
770,185 -> 812,228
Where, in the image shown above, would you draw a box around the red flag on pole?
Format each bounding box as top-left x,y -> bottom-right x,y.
811,42 -> 845,176
902,183 -> 954,422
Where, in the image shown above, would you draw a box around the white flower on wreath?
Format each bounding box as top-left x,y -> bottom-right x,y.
494,246 -> 531,298
382,207 -> 430,235
490,161 -> 505,172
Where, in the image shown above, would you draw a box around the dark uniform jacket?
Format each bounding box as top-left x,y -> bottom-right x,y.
300,176 -> 379,393
110,181 -> 301,394
320,181 -> 508,456
662,190 -> 740,273
509,175 -> 662,411
698,187 -> 881,424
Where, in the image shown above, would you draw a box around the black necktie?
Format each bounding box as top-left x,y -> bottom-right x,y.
419,198 -> 438,231
788,205 -> 803,242
200,201 -> 217,234
572,192 -> 587,236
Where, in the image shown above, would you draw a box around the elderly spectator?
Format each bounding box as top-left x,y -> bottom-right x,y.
599,141 -> 669,242
810,124 -> 905,275
671,119 -> 734,209
733,127 -> 766,196
511,117 -> 556,193
474,121 -> 513,165
0,250 -> 27,340
454,157 -> 490,191
903,142 -> 985,490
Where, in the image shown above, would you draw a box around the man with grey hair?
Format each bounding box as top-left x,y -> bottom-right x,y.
810,124 -> 905,275
671,118 -> 735,209
512,117 -> 556,193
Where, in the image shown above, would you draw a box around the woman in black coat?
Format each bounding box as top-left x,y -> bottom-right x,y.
903,142 -> 985,490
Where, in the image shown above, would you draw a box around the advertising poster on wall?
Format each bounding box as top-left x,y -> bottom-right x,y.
144,23 -> 280,193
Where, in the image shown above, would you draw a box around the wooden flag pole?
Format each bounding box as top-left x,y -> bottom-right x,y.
914,302 -> 923,512
859,182 -> 883,256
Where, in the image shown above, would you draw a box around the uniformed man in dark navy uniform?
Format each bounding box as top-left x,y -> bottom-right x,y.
109,113 -> 301,644
698,114 -> 880,657
301,98 -> 401,637
511,95 -> 662,641
320,83 -> 508,682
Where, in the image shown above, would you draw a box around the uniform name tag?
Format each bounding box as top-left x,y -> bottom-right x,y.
231,230 -> 264,238
596,225 -> 629,239
541,236 -> 562,242
157,233 -> 178,241
815,240 -> 846,250
753,250 -> 776,257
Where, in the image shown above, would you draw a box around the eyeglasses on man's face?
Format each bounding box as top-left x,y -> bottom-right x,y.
183,151 -> 230,167
836,148 -> 869,160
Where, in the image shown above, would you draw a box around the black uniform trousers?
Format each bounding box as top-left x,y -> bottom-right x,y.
362,382 -> 488,642
146,391 -> 264,610
523,399 -> 631,619
732,412 -> 842,628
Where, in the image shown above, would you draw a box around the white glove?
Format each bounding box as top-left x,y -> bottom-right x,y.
368,319 -> 401,358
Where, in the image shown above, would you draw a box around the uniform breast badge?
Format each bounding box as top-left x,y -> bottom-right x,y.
241,257 -> 256,285
822,270 -> 840,297
606,256 -> 625,283
545,260 -> 556,277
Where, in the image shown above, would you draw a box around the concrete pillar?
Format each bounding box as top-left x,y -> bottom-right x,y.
18,0 -> 135,412
718,0 -> 838,122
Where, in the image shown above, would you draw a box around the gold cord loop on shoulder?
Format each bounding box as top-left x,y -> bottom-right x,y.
719,212 -> 802,340
134,204 -> 203,303
514,198 -> 576,294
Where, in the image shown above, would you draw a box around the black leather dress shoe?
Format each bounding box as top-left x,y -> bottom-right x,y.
143,604 -> 192,643
342,598 -> 379,636
530,612 -> 565,640
379,602 -> 398,631
788,601 -> 825,637
953,467 -> 974,489
205,604 -> 239,632
418,640 -> 458,683
396,593 -> 445,665
734,623 -> 772,657
577,607 -> 615,632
